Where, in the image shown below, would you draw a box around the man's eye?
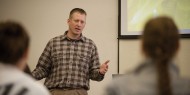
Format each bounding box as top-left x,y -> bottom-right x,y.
74,20 -> 79,22
81,21 -> 84,24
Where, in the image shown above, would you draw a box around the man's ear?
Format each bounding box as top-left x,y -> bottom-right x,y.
67,19 -> 70,24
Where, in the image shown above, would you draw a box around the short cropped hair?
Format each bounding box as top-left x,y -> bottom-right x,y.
69,8 -> 87,19
0,21 -> 30,64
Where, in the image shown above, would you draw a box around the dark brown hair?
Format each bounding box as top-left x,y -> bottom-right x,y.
0,21 -> 30,64
69,8 -> 87,19
142,16 -> 179,95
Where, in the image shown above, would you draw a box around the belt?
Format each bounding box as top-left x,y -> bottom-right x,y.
49,87 -> 85,91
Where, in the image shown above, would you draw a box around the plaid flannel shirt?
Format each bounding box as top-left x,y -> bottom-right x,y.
32,32 -> 104,90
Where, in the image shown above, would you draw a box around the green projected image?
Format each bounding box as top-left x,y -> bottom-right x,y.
126,0 -> 190,33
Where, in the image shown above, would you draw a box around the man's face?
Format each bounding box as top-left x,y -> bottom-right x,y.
68,12 -> 86,36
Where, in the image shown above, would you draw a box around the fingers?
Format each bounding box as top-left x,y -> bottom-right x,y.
99,60 -> 110,74
104,60 -> 110,65
102,69 -> 108,74
104,60 -> 109,69
104,69 -> 107,71
105,68 -> 108,73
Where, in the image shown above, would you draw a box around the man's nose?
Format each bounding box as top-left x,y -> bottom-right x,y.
77,22 -> 82,26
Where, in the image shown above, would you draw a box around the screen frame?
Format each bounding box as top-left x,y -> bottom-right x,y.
118,0 -> 190,39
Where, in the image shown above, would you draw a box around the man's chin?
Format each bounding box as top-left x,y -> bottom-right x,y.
74,31 -> 81,35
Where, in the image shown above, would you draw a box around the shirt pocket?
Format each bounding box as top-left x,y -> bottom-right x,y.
76,53 -> 90,71
79,53 -> 90,63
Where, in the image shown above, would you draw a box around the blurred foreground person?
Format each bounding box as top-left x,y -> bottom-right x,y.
0,21 -> 50,95
106,16 -> 190,95
24,64 -> 33,77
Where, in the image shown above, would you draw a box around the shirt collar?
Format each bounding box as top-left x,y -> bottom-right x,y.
61,31 -> 85,42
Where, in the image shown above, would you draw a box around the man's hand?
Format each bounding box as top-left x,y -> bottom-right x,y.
99,60 -> 110,75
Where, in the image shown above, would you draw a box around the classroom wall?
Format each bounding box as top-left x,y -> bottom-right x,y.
0,0 -> 190,95
0,0 -> 118,95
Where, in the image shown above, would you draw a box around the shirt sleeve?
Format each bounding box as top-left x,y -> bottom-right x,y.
32,40 -> 52,80
89,42 -> 104,81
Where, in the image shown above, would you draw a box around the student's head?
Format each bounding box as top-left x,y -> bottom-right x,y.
67,8 -> 87,38
141,16 -> 180,95
0,21 -> 30,70
142,16 -> 180,61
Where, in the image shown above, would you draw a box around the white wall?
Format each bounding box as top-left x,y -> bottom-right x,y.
0,0 -> 190,95
0,0 -> 118,95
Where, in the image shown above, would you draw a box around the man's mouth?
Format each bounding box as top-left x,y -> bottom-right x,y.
75,28 -> 81,31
